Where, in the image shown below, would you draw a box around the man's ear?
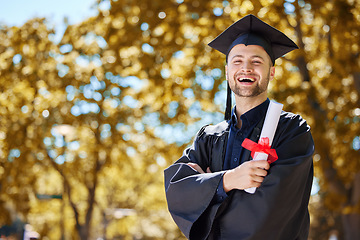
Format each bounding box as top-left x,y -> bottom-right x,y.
225,65 -> 228,80
269,66 -> 275,81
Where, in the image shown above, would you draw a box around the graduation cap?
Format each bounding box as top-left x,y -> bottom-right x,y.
208,14 -> 299,120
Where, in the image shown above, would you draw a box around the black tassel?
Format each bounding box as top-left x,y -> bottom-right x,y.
225,82 -> 232,120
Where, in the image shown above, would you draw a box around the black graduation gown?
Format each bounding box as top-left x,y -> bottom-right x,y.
164,111 -> 314,240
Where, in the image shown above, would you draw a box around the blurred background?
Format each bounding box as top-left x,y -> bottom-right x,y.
0,0 -> 359,239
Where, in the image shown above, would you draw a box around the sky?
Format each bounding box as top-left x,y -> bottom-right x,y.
0,0 -> 98,26
0,0 -> 100,41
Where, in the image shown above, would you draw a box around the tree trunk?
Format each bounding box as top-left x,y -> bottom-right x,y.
341,214 -> 360,240
79,226 -> 89,240
341,172 -> 360,240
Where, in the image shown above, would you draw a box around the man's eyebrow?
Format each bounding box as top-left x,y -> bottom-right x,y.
231,54 -> 266,60
231,54 -> 243,60
251,55 -> 266,60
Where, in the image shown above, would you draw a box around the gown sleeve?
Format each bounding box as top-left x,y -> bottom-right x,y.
164,125 -> 226,239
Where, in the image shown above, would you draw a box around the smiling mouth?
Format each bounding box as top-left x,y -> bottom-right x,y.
240,78 -> 254,82
237,77 -> 255,83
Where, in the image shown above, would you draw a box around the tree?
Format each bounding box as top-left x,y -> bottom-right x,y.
0,0 -> 359,239
0,19 -> 59,228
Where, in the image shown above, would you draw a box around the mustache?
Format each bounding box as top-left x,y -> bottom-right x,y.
234,73 -> 257,78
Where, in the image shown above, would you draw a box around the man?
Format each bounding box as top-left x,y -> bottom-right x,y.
164,14 -> 314,240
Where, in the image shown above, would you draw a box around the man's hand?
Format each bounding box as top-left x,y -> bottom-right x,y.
187,163 -> 212,174
223,160 -> 270,192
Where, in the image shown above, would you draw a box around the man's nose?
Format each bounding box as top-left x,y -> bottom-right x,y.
241,62 -> 253,72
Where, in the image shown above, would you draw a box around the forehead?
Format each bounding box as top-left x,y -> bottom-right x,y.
228,44 -> 269,59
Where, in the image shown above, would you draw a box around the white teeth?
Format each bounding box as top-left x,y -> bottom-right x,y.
238,77 -> 255,82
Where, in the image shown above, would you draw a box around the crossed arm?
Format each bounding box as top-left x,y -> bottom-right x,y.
187,160 -> 269,192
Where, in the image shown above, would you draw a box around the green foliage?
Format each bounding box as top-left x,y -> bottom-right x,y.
0,0 -> 359,239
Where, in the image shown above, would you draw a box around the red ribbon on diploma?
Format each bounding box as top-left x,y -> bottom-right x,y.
241,137 -> 278,163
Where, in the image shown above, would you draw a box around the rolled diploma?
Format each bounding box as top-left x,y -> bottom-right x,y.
245,100 -> 283,194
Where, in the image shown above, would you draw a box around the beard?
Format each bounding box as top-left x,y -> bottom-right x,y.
228,71 -> 271,98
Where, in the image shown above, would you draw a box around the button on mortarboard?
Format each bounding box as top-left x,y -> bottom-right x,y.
208,14 -> 299,65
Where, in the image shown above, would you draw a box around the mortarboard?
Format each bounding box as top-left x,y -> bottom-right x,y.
208,14 -> 299,120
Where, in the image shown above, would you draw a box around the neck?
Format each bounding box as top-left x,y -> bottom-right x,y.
234,94 -> 267,117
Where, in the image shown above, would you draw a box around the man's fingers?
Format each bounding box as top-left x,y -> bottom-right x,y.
223,160 -> 271,192
186,163 -> 212,174
187,163 -> 205,173
251,175 -> 266,183
251,160 -> 270,170
252,168 -> 268,177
